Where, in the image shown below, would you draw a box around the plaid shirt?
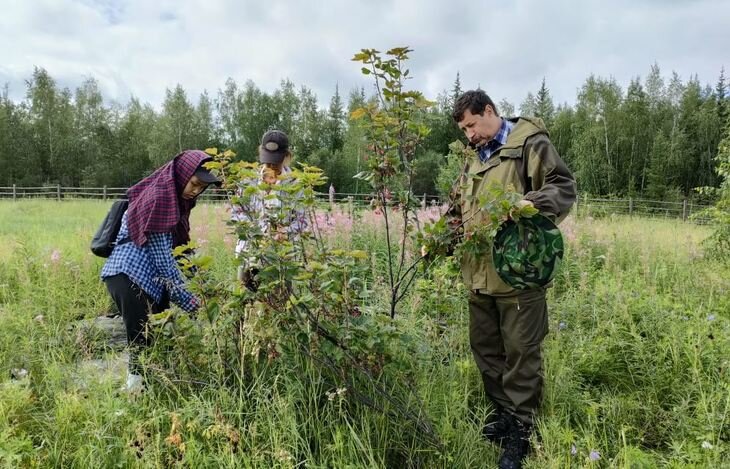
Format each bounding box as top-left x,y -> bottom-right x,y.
101,212 -> 198,312
231,167 -> 308,258
478,118 -> 514,163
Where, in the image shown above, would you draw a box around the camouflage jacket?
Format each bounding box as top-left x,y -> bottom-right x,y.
450,117 -> 576,295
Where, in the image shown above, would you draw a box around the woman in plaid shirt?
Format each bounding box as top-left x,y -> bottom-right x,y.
101,150 -> 221,392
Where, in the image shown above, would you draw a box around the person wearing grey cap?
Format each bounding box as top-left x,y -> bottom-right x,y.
231,130 -> 307,290
258,129 -> 292,166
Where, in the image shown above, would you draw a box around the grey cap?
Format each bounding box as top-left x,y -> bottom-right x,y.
194,164 -> 222,186
258,130 -> 289,164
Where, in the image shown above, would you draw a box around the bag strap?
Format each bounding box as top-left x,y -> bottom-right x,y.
115,237 -> 132,247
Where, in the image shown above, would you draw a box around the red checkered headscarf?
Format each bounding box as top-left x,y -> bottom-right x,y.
126,150 -> 211,247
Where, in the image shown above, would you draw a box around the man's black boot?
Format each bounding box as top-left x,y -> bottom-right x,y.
498,414 -> 532,469
482,403 -> 509,444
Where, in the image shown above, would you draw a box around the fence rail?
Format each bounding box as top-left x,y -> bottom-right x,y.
575,194 -> 713,224
0,185 -> 716,223
0,185 -> 440,206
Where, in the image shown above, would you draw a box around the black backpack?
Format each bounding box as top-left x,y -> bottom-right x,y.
90,199 -> 130,257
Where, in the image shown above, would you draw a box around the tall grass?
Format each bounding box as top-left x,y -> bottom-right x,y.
0,201 -> 727,467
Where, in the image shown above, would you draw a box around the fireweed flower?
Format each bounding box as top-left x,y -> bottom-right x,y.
314,208 -> 354,237
416,205 -> 445,224
50,249 -> 61,263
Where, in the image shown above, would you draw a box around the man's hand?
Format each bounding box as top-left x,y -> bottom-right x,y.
516,199 -> 534,210
510,199 -> 538,219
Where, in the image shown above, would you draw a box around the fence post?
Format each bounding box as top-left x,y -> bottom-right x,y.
629,197 -> 633,216
682,199 -> 688,221
57,184 -> 61,201
422,193 -> 427,210
103,185 -> 107,201
12,184 -> 16,201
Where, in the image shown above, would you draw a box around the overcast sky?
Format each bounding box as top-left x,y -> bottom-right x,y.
1,0 -> 728,110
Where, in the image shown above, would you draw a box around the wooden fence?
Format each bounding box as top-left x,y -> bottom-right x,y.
0,185 -> 714,223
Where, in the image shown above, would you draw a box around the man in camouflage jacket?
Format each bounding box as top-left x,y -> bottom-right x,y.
449,90 -> 576,469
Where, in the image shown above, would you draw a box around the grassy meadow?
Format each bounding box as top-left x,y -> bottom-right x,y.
0,200 -> 728,468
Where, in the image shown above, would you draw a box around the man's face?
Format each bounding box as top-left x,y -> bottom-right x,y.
182,174 -> 210,200
458,105 -> 500,148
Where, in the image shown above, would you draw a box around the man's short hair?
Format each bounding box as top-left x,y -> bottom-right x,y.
452,90 -> 499,122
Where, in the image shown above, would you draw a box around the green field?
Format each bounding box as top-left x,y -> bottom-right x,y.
0,200 -> 728,468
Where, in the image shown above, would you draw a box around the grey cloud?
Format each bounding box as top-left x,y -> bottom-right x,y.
0,0 -> 727,111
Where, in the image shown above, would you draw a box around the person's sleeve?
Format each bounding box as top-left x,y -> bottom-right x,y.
289,193 -> 308,234
147,232 -> 199,313
230,201 -> 245,221
522,134 -> 577,222
441,164 -> 467,255
230,184 -> 252,223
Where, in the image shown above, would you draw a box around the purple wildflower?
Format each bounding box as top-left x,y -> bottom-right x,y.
589,450 -> 600,461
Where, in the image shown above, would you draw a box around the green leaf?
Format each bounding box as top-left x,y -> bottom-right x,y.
348,250 -> 368,260
353,171 -> 375,181
172,242 -> 196,257
519,205 -> 539,218
351,52 -> 370,62
196,255 -> 213,269
206,302 -> 220,323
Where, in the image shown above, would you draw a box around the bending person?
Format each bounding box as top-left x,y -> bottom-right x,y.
101,150 -> 221,392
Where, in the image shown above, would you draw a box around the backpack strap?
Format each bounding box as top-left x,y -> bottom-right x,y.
115,237 -> 132,247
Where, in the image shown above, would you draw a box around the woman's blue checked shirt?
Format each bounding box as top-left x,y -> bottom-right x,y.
101,212 -> 198,312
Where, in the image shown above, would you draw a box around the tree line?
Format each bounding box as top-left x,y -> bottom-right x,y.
0,64 -> 727,201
